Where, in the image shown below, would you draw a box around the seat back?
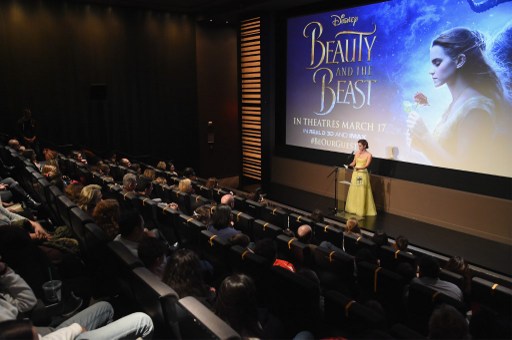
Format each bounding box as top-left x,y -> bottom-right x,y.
379,245 -> 417,272
175,214 -> 205,251
177,296 -> 240,340
69,206 -> 94,249
260,206 -> 288,229
131,267 -> 180,338
312,246 -> 355,293
471,277 -> 512,316
199,230 -> 231,284
231,210 -> 254,239
155,204 -> 179,245
324,290 -> 387,337
253,219 -> 282,241
264,266 -> 321,336
344,233 -> 378,257
312,222 -> 344,246
275,234 -> 311,267
244,199 -> 263,219
45,185 -> 64,225
55,194 -> 77,228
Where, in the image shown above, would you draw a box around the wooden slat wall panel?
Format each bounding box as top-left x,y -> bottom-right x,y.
240,17 -> 262,181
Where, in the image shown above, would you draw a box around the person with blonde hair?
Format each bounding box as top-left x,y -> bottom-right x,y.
345,217 -> 362,237
156,161 -> 166,171
142,168 -> 156,181
78,184 -> 102,215
178,178 -> 193,194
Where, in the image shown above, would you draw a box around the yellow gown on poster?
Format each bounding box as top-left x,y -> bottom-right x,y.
345,156 -> 377,216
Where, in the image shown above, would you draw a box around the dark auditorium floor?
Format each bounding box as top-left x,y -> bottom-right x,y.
267,183 -> 512,277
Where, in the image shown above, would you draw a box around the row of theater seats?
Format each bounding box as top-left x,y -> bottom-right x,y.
4,144 -> 511,337
0,145 -> 241,339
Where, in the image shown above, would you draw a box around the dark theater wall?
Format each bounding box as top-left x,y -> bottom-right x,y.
0,0 -> 201,169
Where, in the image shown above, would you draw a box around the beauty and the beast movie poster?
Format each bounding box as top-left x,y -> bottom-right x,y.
286,0 -> 512,177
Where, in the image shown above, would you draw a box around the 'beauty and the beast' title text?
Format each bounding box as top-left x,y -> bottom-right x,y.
303,19 -> 378,115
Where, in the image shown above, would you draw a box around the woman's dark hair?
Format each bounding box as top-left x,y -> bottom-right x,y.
432,27 -> 504,105
358,139 -> 369,149
216,274 -> 262,338
162,249 -> 207,298
211,204 -> 232,230
0,319 -> 35,339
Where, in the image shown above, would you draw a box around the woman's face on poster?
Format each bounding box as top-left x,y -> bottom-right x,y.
429,45 -> 458,88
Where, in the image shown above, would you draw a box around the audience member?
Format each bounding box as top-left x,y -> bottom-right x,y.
428,304 -> 469,339
220,193 -> 235,208
413,255 -> 463,302
205,177 -> 218,190
135,176 -> 153,198
162,249 -> 214,304
142,168 -> 156,181
444,256 -> 472,296
345,217 -> 361,237
167,162 -> 178,177
178,178 -> 194,194
0,261 -> 154,338
122,173 -> 137,194
228,233 -> 251,248
182,167 -> 196,180
216,274 -> 284,339
207,204 -> 240,241
138,236 -> 168,279
193,204 -> 213,225
92,199 -> 120,240
114,211 -> 153,257
156,161 -> 166,171
393,235 -> 412,254
64,182 -> 84,204
77,184 -> 102,215
119,158 -> 131,168
253,238 -> 295,273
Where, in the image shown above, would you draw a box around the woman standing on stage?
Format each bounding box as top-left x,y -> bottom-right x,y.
345,139 -> 377,216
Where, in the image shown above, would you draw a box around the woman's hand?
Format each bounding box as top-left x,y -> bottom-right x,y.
31,221 -> 51,240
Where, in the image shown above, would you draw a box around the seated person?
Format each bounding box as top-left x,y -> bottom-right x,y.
253,238 -> 295,273
77,184 -> 102,215
138,236 -> 168,279
309,209 -> 324,223
122,173 -> 137,194
393,235 -> 412,255
216,274 -> 284,339
162,249 -> 214,305
220,193 -> 234,208
0,261 -> 153,339
114,211 -> 155,257
412,255 -> 463,302
207,204 -> 240,241
92,199 -> 120,240
345,217 -> 362,237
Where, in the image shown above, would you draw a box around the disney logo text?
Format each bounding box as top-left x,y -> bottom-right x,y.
331,14 -> 358,27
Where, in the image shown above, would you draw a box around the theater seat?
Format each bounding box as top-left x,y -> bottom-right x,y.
199,230 -> 231,284
379,245 -> 417,272
177,296 -> 240,340
406,281 -> 467,335
343,233 -> 377,257
131,267 -> 180,338
231,210 -> 254,239
275,234 -> 312,268
69,206 -> 94,250
312,222 -> 344,246
261,206 -> 288,229
253,219 -> 282,241
471,276 -> 512,316
312,245 -> 355,294
324,290 -> 387,337
55,195 -> 77,229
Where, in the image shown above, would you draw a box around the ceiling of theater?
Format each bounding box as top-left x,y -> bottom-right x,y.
81,0 -> 324,18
